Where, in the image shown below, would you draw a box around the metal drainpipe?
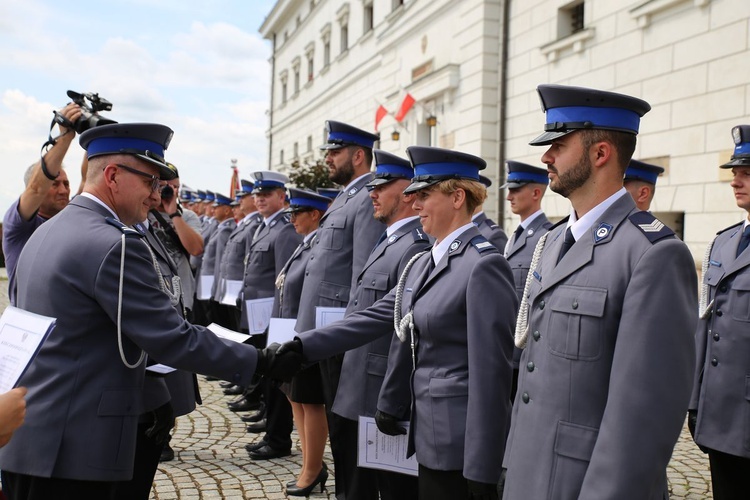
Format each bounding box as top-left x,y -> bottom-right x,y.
268,33 -> 276,169
497,0 -> 511,228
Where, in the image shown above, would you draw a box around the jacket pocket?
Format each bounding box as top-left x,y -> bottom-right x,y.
427,376 -> 469,455
318,216 -> 346,250
549,421 -> 599,500
318,280 -> 350,307
547,285 -> 607,360
730,275 -> 750,322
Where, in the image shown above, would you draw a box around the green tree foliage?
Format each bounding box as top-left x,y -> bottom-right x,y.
286,158 -> 335,190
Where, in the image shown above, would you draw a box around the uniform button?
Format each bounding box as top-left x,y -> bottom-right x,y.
371,280 -> 376,285
526,362 -> 535,372
719,285 -> 727,293
305,272 -> 309,276
716,310 -> 723,317
521,392 -> 530,404
711,358 -> 718,366
713,332 -> 720,341
310,256 -> 314,261
335,293 -> 340,298
539,300 -> 545,310
533,331 -> 541,341
572,300 -> 578,310
354,300 -> 358,306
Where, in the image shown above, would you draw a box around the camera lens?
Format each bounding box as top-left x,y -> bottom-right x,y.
161,185 -> 174,200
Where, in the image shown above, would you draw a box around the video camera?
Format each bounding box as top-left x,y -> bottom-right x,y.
56,90 -> 117,133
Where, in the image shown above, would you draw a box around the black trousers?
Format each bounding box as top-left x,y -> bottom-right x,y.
417,465 -> 467,500
113,421 -> 165,500
1,471 -> 116,500
336,417 -> 419,500
708,448 -> 750,500
262,382 -> 293,450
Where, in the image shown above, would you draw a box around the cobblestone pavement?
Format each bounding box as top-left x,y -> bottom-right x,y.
0,276 -> 713,499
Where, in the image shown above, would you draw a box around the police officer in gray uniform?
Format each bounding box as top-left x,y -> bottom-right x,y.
501,160 -> 553,400
191,190 -> 218,325
0,123 -> 281,500
472,176 -> 508,252
205,193 -> 236,326
502,85 -> 698,500
623,159 -> 665,211
273,146 -> 518,500
689,125 -> 750,499
330,150 -> 428,500
294,120 -> 385,497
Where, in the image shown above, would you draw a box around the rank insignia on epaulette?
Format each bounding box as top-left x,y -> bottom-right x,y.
106,217 -> 143,237
470,236 -> 496,253
629,212 -> 674,243
414,228 -> 427,241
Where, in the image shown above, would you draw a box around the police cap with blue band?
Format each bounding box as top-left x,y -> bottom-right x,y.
285,188 -> 332,213
478,175 -> 492,188
529,84 -> 651,146
213,193 -> 233,207
367,150 -> 414,189
403,146 -> 486,194
317,187 -> 341,199
203,190 -> 215,204
195,190 -> 207,202
251,171 -> 289,193
237,179 -> 254,197
624,159 -> 664,184
79,123 -> 176,180
320,120 -> 380,150
721,125 -> 750,168
502,160 -> 550,189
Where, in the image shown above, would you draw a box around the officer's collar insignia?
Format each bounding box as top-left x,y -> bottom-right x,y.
270,219 -> 278,227
348,187 -> 359,196
594,222 -> 613,243
527,228 -> 534,236
388,235 -> 398,244
449,240 -> 461,253
106,217 -> 143,237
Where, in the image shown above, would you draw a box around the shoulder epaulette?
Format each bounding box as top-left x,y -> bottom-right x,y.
412,226 -> 428,242
469,234 -> 498,254
106,217 -> 143,237
716,221 -> 743,235
628,211 -> 674,243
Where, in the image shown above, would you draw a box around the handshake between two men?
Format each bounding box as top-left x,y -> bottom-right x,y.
256,338 -> 407,438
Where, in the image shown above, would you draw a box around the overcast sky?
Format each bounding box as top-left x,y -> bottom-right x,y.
0,0 -> 277,215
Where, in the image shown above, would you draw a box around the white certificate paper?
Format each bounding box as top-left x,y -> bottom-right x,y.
245,297 -> 275,334
146,363 -> 177,375
0,306 -> 56,392
197,275 -> 214,300
207,323 -> 251,344
357,416 -> 418,476
220,279 -> 243,306
267,318 -> 298,346
315,306 -> 346,329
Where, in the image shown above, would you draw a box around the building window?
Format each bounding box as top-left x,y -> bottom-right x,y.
558,1 -> 585,39
307,135 -> 313,152
280,149 -> 284,165
305,43 -> 315,82
292,57 -> 301,94
340,23 -> 349,53
364,2 -> 374,33
323,39 -> 331,66
280,70 -> 288,104
294,142 -> 299,158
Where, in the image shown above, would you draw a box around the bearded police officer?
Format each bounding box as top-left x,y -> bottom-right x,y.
502,85 -> 698,500
689,125 -> 750,499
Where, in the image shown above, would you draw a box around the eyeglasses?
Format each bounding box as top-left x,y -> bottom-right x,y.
115,164 -> 161,192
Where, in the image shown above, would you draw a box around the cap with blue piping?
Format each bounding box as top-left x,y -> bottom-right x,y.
403,146 -> 486,194
285,188 -> 332,213
366,150 -> 414,189
721,125 -> 750,168
502,160 -> 549,189
320,120 -> 379,150
251,171 -> 289,193
213,193 -> 233,207
624,159 -> 664,184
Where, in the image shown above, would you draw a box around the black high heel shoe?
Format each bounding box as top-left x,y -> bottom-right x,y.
287,462 -> 327,488
286,466 -> 328,497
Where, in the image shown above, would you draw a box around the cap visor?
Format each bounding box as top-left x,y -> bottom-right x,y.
721,157 -> 750,168
319,143 -> 346,151
403,179 -> 440,194
528,130 -> 574,146
129,153 -> 177,180
500,181 -> 528,189
365,177 -> 397,188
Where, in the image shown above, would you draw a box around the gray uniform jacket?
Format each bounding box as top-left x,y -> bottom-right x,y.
205,218 -> 236,301
506,213 -> 553,369
216,213 -> 261,302
332,218 -> 431,422
690,222 -> 750,458
0,196 -> 258,481
300,226 -> 517,484
502,194 -> 698,500
473,211 -> 508,252
190,217 -> 217,276
272,236 -> 314,319
240,214 -> 301,330
295,174 -> 385,332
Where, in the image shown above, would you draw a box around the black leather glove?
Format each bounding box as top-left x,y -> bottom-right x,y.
687,410 -> 708,453
467,479 -> 499,500
270,339 -> 304,382
375,409 -> 406,436
144,401 -> 175,446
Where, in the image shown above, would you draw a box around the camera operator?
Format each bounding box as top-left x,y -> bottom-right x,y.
2,103 -> 81,305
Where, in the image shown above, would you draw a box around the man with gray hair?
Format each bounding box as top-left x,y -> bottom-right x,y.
2,103 -> 81,304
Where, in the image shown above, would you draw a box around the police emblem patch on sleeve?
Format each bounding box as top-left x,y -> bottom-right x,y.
629,212 -> 674,243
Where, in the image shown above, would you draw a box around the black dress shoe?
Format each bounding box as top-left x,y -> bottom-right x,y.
244,440 -> 268,452
246,419 -> 267,433
248,444 -> 291,460
223,384 -> 244,396
159,444 -> 175,462
228,399 -> 262,412
240,409 -> 266,423
286,467 -> 328,496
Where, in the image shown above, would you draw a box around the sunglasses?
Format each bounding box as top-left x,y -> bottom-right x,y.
115,164 -> 161,192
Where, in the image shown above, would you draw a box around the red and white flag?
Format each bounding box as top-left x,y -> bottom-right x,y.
394,93 -> 416,123
375,104 -> 389,131
229,165 -> 240,197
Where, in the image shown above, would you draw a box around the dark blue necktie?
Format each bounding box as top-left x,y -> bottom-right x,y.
373,230 -> 388,251
556,228 -> 575,264
513,225 -> 524,245
737,225 -> 750,258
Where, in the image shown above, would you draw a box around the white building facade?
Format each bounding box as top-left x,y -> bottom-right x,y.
260,0 -> 750,264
